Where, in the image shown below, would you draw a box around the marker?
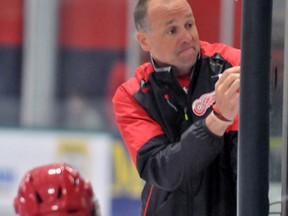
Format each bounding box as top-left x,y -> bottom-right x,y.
211,74 -> 222,79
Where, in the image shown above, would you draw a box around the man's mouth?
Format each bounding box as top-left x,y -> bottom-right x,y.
178,46 -> 196,56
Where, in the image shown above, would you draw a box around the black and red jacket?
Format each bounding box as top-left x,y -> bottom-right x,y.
113,41 -> 241,216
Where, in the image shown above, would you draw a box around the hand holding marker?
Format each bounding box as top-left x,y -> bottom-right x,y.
211,73 -> 240,93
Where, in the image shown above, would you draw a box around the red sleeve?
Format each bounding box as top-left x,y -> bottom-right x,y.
200,40 -> 241,66
112,83 -> 164,165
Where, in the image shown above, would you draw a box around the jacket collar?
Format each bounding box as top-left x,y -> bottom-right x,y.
149,52 -> 200,77
150,54 -> 172,73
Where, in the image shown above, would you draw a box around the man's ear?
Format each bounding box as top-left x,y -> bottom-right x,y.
136,32 -> 151,52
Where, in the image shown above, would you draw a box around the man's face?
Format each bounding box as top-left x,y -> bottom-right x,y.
137,0 -> 200,75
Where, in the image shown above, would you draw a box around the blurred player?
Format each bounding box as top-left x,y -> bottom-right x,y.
14,163 -> 100,216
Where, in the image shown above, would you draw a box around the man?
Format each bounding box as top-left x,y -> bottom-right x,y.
14,163 -> 100,216
113,0 -> 240,215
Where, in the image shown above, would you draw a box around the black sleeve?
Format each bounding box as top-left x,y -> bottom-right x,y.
136,119 -> 225,191
224,130 -> 238,183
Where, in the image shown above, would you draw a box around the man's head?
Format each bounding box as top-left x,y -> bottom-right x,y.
14,163 -> 99,216
134,0 -> 200,75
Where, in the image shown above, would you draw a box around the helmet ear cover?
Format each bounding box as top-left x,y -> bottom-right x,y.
14,163 -> 96,216
14,174 -> 39,215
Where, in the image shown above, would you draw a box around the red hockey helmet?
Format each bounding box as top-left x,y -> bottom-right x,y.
14,163 -> 98,216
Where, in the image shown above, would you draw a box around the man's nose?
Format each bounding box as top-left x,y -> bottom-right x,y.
180,29 -> 193,43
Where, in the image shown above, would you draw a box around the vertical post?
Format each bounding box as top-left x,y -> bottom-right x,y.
126,0 -> 140,79
281,0 -> 288,214
219,0 -> 234,46
238,0 -> 272,216
21,0 -> 59,127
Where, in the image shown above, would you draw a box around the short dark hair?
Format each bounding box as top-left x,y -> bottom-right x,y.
134,0 -> 150,32
134,0 -> 189,32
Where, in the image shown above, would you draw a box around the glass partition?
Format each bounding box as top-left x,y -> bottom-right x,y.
269,0 -> 285,214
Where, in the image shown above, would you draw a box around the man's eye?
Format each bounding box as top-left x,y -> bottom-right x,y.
186,23 -> 193,29
168,28 -> 177,35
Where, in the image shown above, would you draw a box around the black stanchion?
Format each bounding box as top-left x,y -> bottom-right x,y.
238,0 -> 273,215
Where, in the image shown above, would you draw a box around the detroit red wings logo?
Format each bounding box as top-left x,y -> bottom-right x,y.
192,91 -> 216,116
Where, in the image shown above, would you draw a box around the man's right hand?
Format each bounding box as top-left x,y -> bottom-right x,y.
214,66 -> 240,121
205,66 -> 240,136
